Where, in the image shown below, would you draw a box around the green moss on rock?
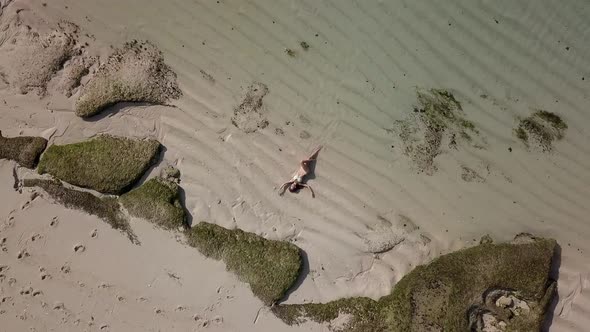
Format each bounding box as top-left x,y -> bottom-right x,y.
0,131 -> 47,168
273,236 -> 557,332
274,297 -> 388,331
75,41 -> 181,117
186,222 -> 302,305
37,135 -> 160,195
120,177 -> 185,230
22,178 -> 136,243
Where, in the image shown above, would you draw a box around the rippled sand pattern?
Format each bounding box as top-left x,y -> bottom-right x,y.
1,0 -> 590,331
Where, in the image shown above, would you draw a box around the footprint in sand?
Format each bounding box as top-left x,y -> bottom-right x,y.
90,229 -> 98,238
6,216 -> 15,227
17,249 -> 30,259
8,277 -> 16,287
20,199 -> 33,211
20,286 -> 33,296
40,271 -> 51,280
30,233 -> 41,242
19,287 -> 41,298
18,310 -> 28,320
53,301 -> 65,310
99,324 -> 109,330
193,314 -> 223,328
193,315 -> 209,328
60,264 -> 71,274
73,243 -> 85,253
49,216 -> 59,227
1,237 -> 7,252
20,192 -> 39,210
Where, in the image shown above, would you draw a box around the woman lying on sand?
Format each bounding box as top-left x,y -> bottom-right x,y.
279,146 -> 322,198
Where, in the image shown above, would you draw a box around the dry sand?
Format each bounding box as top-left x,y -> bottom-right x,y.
1,0 -> 589,331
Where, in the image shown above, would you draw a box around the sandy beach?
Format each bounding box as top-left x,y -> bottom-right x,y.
1,0 -> 589,331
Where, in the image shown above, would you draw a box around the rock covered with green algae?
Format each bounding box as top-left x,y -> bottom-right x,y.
0,131 -> 48,168
75,40 -> 182,118
185,222 -> 302,305
272,235 -> 557,332
120,176 -> 185,230
37,135 -> 160,195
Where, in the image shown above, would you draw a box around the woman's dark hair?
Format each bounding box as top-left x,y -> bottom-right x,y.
289,184 -> 299,192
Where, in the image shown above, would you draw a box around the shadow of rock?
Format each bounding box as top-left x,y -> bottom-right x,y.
178,185 -> 193,228
82,102 -> 156,122
542,243 -> 562,331
278,248 -> 310,303
128,145 -> 167,193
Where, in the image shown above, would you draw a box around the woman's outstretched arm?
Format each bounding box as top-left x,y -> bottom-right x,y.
278,181 -> 292,195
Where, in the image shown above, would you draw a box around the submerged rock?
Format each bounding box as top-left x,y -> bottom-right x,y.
0,13 -> 79,95
185,222 -> 302,305
272,235 -> 557,332
75,40 -> 182,117
0,131 -> 47,168
231,82 -> 269,133
37,135 -> 160,195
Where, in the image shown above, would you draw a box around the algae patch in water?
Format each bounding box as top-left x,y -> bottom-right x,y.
515,110 -> 567,151
393,89 -> 480,174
